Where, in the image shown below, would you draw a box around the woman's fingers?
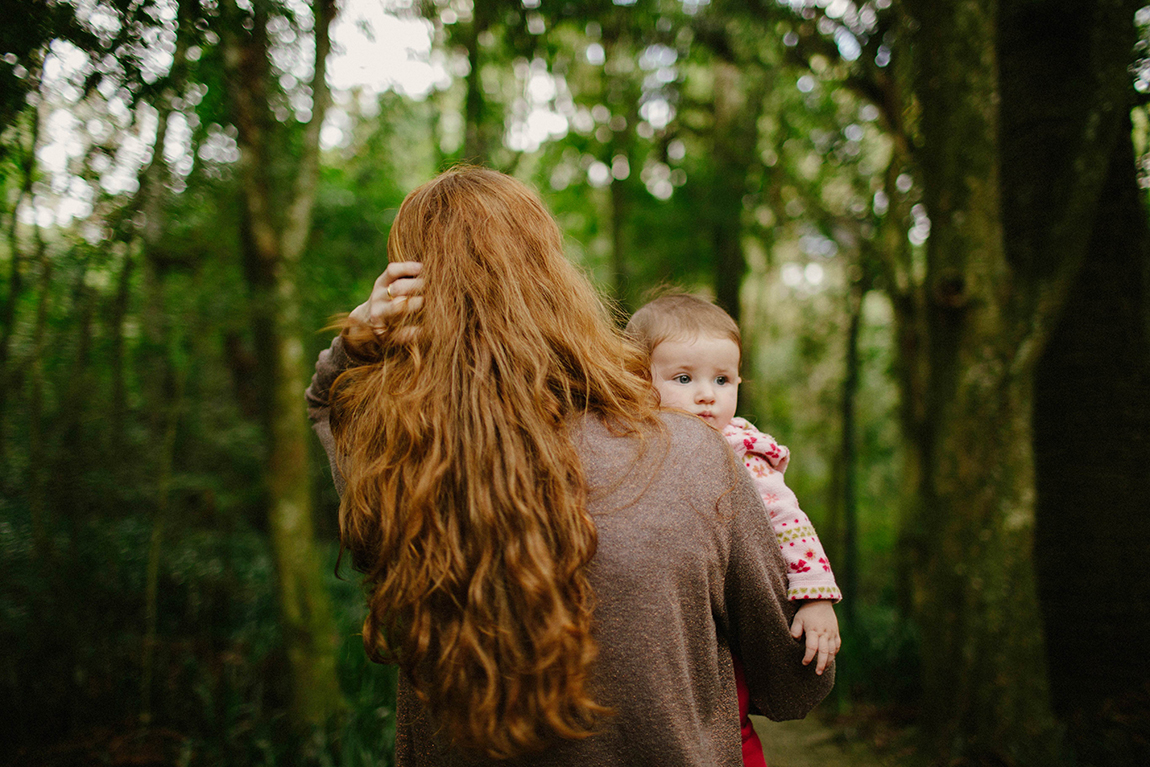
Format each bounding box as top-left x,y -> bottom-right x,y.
381,260 -> 423,283
375,262 -> 423,300
347,263 -> 425,339
365,262 -> 425,331
368,282 -> 424,323
383,277 -> 426,303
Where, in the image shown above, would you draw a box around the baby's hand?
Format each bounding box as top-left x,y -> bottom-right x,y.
790,600 -> 840,675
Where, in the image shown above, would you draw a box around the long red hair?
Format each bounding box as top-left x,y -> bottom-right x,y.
331,167 -> 658,757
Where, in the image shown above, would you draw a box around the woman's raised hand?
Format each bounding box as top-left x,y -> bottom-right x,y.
348,261 -> 424,340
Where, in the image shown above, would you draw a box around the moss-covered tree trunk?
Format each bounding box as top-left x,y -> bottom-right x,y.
220,0 -> 343,730
899,0 -> 1056,758
1033,116 -> 1150,766
710,60 -> 760,323
999,2 -> 1143,761
894,0 -> 1140,760
837,277 -> 866,623
1,83 -> 41,476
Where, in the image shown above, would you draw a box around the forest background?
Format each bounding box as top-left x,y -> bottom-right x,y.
2,1 -> 1148,766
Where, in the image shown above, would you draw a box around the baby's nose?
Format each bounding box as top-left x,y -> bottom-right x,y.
695,385 -> 715,403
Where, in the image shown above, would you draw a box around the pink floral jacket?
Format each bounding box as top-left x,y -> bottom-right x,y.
723,417 -> 842,602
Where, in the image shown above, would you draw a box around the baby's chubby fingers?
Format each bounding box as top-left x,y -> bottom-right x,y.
789,613 -> 805,640
814,633 -> 833,675
801,629 -> 819,668
790,600 -> 839,674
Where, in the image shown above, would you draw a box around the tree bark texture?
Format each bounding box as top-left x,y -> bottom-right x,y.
998,2 -> 1145,762
1033,117 -> 1150,766
998,0 -> 1138,359
892,0 -> 1146,759
898,0 -> 1060,759
221,0 -> 343,730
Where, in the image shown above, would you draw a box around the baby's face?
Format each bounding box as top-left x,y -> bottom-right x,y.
648,334 -> 741,429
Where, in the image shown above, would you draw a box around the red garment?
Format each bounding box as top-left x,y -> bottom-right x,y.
732,654 -> 768,767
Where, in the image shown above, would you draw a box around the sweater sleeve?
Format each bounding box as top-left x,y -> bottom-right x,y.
722,455 -> 836,721
304,334 -> 351,497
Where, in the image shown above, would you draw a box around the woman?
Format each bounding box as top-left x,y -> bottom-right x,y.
305,167 -> 832,766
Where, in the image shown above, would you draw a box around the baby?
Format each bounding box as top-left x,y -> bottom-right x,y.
625,294 -> 841,767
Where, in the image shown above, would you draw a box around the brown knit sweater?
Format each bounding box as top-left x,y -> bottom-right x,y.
305,336 -> 834,767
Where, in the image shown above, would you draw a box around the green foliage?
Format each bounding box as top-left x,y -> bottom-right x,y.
835,601 -> 920,707
1,0 -> 913,756
0,507 -> 397,766
10,0 -> 1138,763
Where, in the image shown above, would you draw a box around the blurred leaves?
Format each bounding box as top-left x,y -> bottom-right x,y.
2,1 -> 1147,765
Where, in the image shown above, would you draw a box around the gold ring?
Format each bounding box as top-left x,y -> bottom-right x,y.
386,284 -> 394,299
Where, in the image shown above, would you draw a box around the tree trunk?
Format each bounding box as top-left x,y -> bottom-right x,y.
599,22 -> 637,311
108,249 -> 134,456
0,105 -> 37,469
711,60 -> 754,322
886,0 -> 1142,759
221,0 -> 343,729
27,213 -> 52,559
997,3 -> 1143,761
140,340 -> 187,725
0,186 -> 26,468
1033,116 -> 1150,766
609,170 -> 631,310
53,255 -> 97,524
462,0 -> 493,164
899,0 -> 1059,759
838,280 -> 864,624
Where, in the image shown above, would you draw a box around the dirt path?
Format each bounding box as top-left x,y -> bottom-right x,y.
752,715 -> 894,767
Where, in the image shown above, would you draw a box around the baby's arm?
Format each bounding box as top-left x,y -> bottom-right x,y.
742,451 -> 842,600
740,447 -> 842,674
722,449 -> 835,720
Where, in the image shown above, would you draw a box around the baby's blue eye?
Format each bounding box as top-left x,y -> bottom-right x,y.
674,374 -> 691,384
716,376 -> 730,385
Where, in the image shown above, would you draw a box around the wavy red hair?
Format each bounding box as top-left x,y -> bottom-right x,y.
330,167 -> 659,757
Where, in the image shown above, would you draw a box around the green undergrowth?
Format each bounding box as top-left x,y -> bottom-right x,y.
1,499 -> 929,767
0,509 -> 397,767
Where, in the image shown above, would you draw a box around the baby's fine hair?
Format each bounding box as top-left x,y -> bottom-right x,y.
624,293 -> 742,362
